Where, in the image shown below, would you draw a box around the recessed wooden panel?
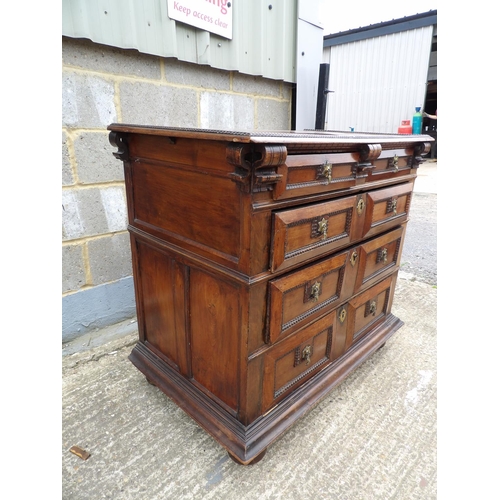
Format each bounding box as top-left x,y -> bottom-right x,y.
136,242 -> 180,368
190,269 -> 240,411
268,251 -> 349,344
132,160 -> 241,260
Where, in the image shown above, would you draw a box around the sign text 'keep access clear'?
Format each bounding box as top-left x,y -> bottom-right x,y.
167,0 -> 232,39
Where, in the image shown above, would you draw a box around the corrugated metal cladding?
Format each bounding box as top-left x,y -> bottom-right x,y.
62,0 -> 297,82
322,25 -> 434,134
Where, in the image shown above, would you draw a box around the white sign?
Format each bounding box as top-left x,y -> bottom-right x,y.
167,0 -> 233,40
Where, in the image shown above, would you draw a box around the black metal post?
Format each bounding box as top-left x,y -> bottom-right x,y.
315,63 -> 332,130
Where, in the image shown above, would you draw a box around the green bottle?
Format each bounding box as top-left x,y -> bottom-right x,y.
412,107 -> 423,134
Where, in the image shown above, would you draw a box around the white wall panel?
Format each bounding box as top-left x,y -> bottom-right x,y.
323,25 -> 433,133
63,0 -> 297,82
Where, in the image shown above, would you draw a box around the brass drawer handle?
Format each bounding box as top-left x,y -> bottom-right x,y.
387,198 -> 398,214
310,282 -> 321,302
302,345 -> 312,365
317,217 -> 328,240
377,248 -> 388,263
350,251 -> 358,267
322,162 -> 332,182
392,154 -> 399,171
364,299 -> 378,317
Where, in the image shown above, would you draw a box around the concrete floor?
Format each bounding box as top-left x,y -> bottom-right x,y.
62,161 -> 437,499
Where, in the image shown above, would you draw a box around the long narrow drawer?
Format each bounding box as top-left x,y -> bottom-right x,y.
343,274 -> 397,351
261,312 -> 337,413
273,152 -> 357,200
267,250 -> 350,344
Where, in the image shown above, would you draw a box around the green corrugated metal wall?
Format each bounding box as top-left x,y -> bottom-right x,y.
62,0 -> 297,82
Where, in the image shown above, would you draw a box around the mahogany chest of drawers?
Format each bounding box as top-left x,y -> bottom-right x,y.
108,124 -> 432,465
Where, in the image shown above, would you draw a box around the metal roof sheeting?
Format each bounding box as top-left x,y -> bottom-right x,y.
62,0 -> 297,82
324,10 -> 437,47
322,24 -> 434,134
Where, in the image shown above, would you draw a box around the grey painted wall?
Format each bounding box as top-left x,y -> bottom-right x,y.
62,36 -> 293,343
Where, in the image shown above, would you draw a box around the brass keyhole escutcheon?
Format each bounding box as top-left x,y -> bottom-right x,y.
302,345 -> 312,365
339,308 -> 347,324
357,198 -> 365,215
350,251 -> 358,267
310,282 -> 321,302
322,162 -> 332,182
369,301 -> 377,315
317,217 -> 328,240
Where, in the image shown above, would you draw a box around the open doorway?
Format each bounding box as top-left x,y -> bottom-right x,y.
423,26 -> 437,159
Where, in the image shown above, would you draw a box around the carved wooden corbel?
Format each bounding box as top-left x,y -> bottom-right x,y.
227,144 -> 253,193
412,142 -> 432,167
109,131 -> 130,162
352,143 -> 382,178
227,144 -> 286,193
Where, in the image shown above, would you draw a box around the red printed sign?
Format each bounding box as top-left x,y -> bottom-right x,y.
167,0 -> 233,39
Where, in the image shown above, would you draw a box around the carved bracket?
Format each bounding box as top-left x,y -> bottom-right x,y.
227,144 -> 286,193
109,131 -> 129,162
352,143 -> 381,177
412,142 -> 432,167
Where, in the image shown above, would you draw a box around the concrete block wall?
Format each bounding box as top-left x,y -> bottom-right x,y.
62,36 -> 293,343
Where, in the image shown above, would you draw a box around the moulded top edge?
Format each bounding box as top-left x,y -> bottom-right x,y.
107,123 -> 434,145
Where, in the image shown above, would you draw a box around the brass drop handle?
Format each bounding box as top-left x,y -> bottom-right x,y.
350,251 -> 358,267
310,282 -> 321,302
381,248 -> 388,263
392,155 -> 399,171
389,199 -> 397,214
369,301 -> 377,315
322,162 -> 332,182
317,217 -> 328,240
302,345 -> 312,365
